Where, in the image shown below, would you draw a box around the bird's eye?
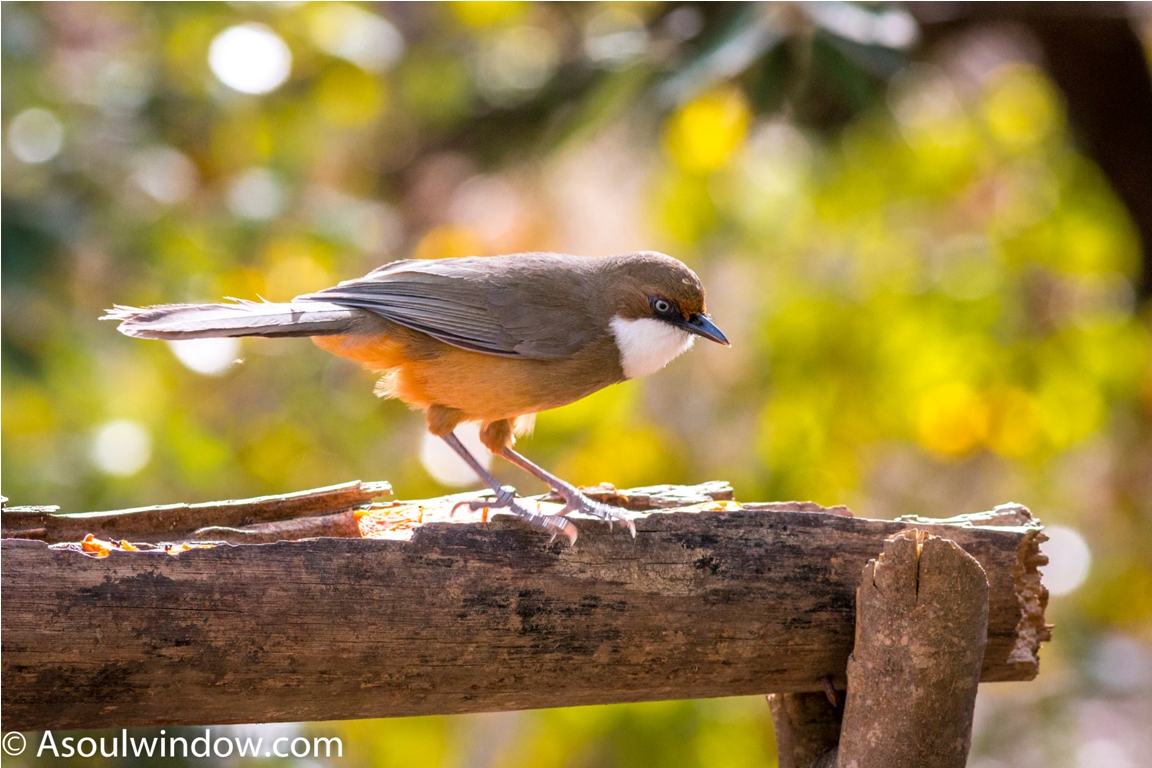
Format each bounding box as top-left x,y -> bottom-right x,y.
652,298 -> 672,315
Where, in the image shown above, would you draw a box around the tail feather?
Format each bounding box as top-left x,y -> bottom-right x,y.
102,300 -> 364,340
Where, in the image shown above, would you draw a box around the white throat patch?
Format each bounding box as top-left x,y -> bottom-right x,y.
609,316 -> 695,379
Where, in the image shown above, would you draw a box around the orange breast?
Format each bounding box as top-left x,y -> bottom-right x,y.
312,329 -> 624,423
312,333 -> 408,371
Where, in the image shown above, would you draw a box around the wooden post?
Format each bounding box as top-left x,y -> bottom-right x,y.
767,692 -> 841,768
835,530 -> 991,768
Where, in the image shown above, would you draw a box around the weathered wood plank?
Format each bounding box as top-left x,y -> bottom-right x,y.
1,498 -> 1049,732
0,480 -> 392,542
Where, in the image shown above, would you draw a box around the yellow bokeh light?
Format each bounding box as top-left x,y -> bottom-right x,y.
542,383 -> 634,433
664,88 -> 752,174
1081,562 -> 1152,627
757,392 -> 832,500
653,172 -> 716,244
314,64 -> 388,127
156,225 -> 220,277
214,266 -> 267,304
241,422 -> 313,486
982,65 -> 1061,151
450,1 -> 528,28
263,238 -> 334,299
2,387 -> 57,436
211,109 -> 276,170
915,382 -> 990,456
102,359 -> 166,423
1037,372 -> 1106,451
1054,209 -> 1128,274
986,386 -> 1042,458
560,425 -> 681,489
412,225 -> 484,260
166,413 -> 231,481
164,16 -> 219,94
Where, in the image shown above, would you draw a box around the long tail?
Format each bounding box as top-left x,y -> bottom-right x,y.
102,299 -> 365,340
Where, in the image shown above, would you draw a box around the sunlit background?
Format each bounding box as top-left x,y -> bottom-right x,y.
4,2 -> 1152,766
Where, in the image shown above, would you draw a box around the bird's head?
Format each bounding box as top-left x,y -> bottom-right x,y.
601,251 -> 729,379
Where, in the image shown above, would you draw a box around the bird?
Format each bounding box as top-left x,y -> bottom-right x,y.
104,250 -> 729,544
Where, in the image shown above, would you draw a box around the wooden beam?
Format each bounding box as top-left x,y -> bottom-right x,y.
0,485 -> 1049,732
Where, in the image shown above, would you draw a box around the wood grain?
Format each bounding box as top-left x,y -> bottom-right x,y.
0,495 -> 1049,732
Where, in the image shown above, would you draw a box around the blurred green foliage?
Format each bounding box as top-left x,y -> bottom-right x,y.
4,2 -> 1152,766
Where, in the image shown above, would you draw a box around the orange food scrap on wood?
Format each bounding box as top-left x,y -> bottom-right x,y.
683,500 -> 742,512
80,534 -> 113,557
79,535 -> 144,557
163,542 -> 215,555
77,535 -> 198,556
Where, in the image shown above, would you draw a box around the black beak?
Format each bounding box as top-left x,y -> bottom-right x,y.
682,313 -> 730,346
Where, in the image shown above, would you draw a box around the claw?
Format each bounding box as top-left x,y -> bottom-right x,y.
557,492 -> 636,538
453,486 -> 578,545
545,516 -> 579,546
526,506 -> 578,546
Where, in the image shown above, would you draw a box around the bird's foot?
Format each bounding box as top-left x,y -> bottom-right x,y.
454,486 -> 578,546
555,488 -> 636,538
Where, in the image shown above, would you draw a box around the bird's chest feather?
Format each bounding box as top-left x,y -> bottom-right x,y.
371,333 -> 626,421
609,316 -> 695,379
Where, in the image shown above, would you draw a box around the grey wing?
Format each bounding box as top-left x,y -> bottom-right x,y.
296,257 -> 594,360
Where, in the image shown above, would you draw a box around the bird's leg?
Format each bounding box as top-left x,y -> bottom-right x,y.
440,433 -> 578,545
499,447 -> 636,537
